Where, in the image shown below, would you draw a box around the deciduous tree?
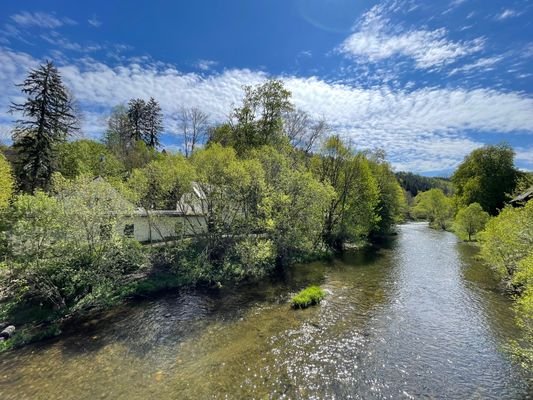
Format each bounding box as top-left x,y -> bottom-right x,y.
453,202 -> 489,241
452,144 -> 520,215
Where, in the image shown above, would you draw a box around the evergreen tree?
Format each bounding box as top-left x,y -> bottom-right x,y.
144,97 -> 163,147
127,98 -> 146,142
10,61 -> 77,192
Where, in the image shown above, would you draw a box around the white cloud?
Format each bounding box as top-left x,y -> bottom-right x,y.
450,0 -> 467,6
496,9 -> 521,20
10,12 -> 76,29
195,59 -> 218,71
448,56 -> 503,75
40,32 -> 102,53
88,15 -> 102,28
1,48 -> 532,173
515,147 -> 533,165
338,5 -> 484,69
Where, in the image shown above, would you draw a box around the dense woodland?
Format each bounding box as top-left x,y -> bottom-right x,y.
0,62 -> 406,349
0,62 -> 531,370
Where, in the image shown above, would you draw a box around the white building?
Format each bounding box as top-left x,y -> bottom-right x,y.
118,182 -> 209,243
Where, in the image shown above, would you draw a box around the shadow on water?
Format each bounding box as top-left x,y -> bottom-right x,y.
0,223 -> 529,400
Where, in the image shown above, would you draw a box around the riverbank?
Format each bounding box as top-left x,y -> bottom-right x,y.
0,223 -> 528,399
0,241 -> 338,353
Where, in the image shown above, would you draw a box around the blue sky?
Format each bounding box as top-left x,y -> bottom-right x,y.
0,0 -> 532,175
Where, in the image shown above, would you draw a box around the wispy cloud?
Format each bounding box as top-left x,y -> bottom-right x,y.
195,59 -> 218,71
496,9 -> 521,20
40,32 -> 102,53
10,11 -> 76,29
88,15 -> 102,28
1,47 -> 532,173
449,56 -> 503,75
337,5 -> 484,70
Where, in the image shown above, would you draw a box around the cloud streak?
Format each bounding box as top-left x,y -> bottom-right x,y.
337,5 -> 484,70
10,11 -> 76,29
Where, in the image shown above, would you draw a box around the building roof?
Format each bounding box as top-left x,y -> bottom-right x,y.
510,186 -> 533,204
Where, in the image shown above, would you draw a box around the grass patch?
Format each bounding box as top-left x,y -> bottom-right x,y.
291,285 -> 326,309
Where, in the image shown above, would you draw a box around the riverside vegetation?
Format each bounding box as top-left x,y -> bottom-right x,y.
406,144 -> 533,370
291,286 -> 326,309
0,62 -> 406,350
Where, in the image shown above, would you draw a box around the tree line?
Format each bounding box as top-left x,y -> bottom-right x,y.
0,61 -> 406,350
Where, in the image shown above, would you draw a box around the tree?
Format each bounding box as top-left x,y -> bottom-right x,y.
0,154 -> 14,209
412,188 -> 454,230
453,202 -> 489,241
312,136 -> 379,249
210,80 -> 293,154
186,144 -> 265,261
127,98 -> 147,142
144,97 -> 163,148
177,107 -> 209,157
253,146 -> 334,263
452,144 -> 521,215
10,61 -> 78,192
56,140 -> 124,179
2,176 -> 145,313
369,154 -> 407,235
396,171 -> 453,197
283,109 -> 328,154
478,201 -> 533,369
103,105 -> 133,157
480,201 -> 533,280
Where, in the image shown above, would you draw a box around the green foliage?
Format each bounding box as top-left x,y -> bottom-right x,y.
127,153 -> 195,209
479,201 -> 533,281
291,285 -> 326,309
56,140 -> 125,179
514,172 -> 533,195
0,176 -> 147,319
312,136 -> 380,248
479,203 -> 533,370
370,157 -> 407,235
0,153 -> 14,209
412,188 -> 454,230
210,80 -> 293,154
509,254 -> 533,370
255,146 -> 334,262
452,144 -> 520,215
453,202 -> 489,241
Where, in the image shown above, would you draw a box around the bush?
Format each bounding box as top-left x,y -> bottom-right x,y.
291,285 -> 326,309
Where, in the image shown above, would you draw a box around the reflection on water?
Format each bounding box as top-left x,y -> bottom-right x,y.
0,223 -> 529,399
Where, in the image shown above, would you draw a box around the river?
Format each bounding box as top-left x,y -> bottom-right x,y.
0,222 -> 530,399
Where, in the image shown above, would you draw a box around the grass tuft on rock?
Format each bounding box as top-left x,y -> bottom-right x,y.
291,285 -> 326,309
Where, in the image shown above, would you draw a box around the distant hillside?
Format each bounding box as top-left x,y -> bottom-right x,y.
396,172 -> 454,197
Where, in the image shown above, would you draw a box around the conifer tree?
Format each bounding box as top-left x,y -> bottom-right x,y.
10,61 -> 78,192
144,97 -> 163,147
127,98 -> 147,142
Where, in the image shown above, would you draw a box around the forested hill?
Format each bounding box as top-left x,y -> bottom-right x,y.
396,172 -> 453,197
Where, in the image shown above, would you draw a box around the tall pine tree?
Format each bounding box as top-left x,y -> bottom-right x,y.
10,61 -> 77,192
144,97 -> 163,147
127,98 -> 146,142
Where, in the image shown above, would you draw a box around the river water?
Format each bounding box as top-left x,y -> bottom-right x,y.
0,223 -> 530,399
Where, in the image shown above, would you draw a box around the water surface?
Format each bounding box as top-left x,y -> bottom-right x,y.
0,223 -> 530,399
